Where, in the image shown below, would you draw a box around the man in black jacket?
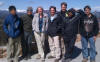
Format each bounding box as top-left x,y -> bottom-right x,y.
57,2 -> 68,56
20,7 -> 34,59
80,6 -> 99,62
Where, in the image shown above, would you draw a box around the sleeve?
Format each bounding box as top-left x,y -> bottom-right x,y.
3,17 -> 9,36
93,16 -> 99,36
14,18 -> 21,37
45,14 -> 49,31
56,13 -> 65,34
69,10 -> 85,23
20,16 -> 24,33
32,14 -> 36,31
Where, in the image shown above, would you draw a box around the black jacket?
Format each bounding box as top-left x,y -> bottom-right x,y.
47,15 -> 59,37
80,14 -> 99,38
56,10 -> 68,35
20,14 -> 33,33
62,10 -> 85,38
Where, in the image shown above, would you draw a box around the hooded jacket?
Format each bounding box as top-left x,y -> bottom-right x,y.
80,13 -> 99,38
47,14 -> 59,37
62,9 -> 84,38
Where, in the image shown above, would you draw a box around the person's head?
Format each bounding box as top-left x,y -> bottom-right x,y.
84,5 -> 91,15
27,7 -> 33,15
49,6 -> 56,16
61,2 -> 67,12
36,6 -> 43,14
68,8 -> 75,18
9,5 -> 16,15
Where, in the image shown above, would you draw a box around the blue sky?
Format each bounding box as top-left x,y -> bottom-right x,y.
0,0 -> 100,11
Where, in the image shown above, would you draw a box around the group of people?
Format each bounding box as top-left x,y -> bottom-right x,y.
3,2 -> 99,62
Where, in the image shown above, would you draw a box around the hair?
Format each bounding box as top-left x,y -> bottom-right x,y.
8,5 -> 16,12
61,2 -> 67,7
36,6 -> 43,13
68,8 -> 75,17
49,6 -> 56,12
84,5 -> 91,11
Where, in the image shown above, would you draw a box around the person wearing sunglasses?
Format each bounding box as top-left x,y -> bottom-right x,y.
20,7 -> 34,60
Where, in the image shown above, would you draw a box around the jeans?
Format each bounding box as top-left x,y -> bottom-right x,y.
81,36 -> 96,61
21,31 -> 32,57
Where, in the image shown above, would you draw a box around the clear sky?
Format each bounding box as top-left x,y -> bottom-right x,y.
0,0 -> 100,11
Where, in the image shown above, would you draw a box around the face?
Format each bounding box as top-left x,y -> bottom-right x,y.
10,9 -> 16,15
68,12 -> 73,17
61,5 -> 67,12
27,10 -> 33,15
84,8 -> 91,15
50,8 -> 56,16
37,8 -> 43,14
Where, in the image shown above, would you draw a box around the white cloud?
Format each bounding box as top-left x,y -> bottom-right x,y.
0,2 -> 4,6
92,6 -> 100,11
0,9 -> 26,13
17,9 -> 26,13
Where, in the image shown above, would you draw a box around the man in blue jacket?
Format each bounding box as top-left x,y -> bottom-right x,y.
3,6 -> 21,62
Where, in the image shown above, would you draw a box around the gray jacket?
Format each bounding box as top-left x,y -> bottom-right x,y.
32,13 -> 48,33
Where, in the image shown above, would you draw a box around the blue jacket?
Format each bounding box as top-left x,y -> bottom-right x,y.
3,14 -> 21,38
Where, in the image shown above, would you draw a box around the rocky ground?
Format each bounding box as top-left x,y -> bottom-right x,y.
0,36 -> 100,62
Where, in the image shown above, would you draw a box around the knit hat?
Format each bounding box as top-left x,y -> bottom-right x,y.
27,7 -> 33,11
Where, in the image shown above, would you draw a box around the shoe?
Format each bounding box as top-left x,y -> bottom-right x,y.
90,60 -> 95,62
55,59 -> 60,62
62,58 -> 72,62
66,58 -> 72,62
48,56 -> 55,59
41,57 -> 45,62
24,57 -> 28,60
82,58 -> 88,62
35,54 -> 41,59
27,55 -> 31,59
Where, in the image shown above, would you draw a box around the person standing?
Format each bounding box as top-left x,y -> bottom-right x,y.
20,7 -> 33,59
47,6 -> 61,62
57,2 -> 68,56
3,6 -> 21,62
80,6 -> 99,62
32,7 -> 48,60
61,8 -> 84,62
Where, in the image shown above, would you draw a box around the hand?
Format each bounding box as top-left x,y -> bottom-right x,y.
76,34 -> 81,42
93,36 -> 97,41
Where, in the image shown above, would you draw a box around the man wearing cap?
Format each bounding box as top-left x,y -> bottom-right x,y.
20,7 -> 34,59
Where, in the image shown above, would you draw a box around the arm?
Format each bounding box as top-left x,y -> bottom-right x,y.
3,17 -> 9,36
45,14 -> 49,31
14,18 -> 21,37
32,14 -> 36,31
93,16 -> 99,36
69,10 -> 85,23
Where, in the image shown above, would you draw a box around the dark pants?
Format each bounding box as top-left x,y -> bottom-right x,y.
63,36 -> 76,58
21,31 -> 32,57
